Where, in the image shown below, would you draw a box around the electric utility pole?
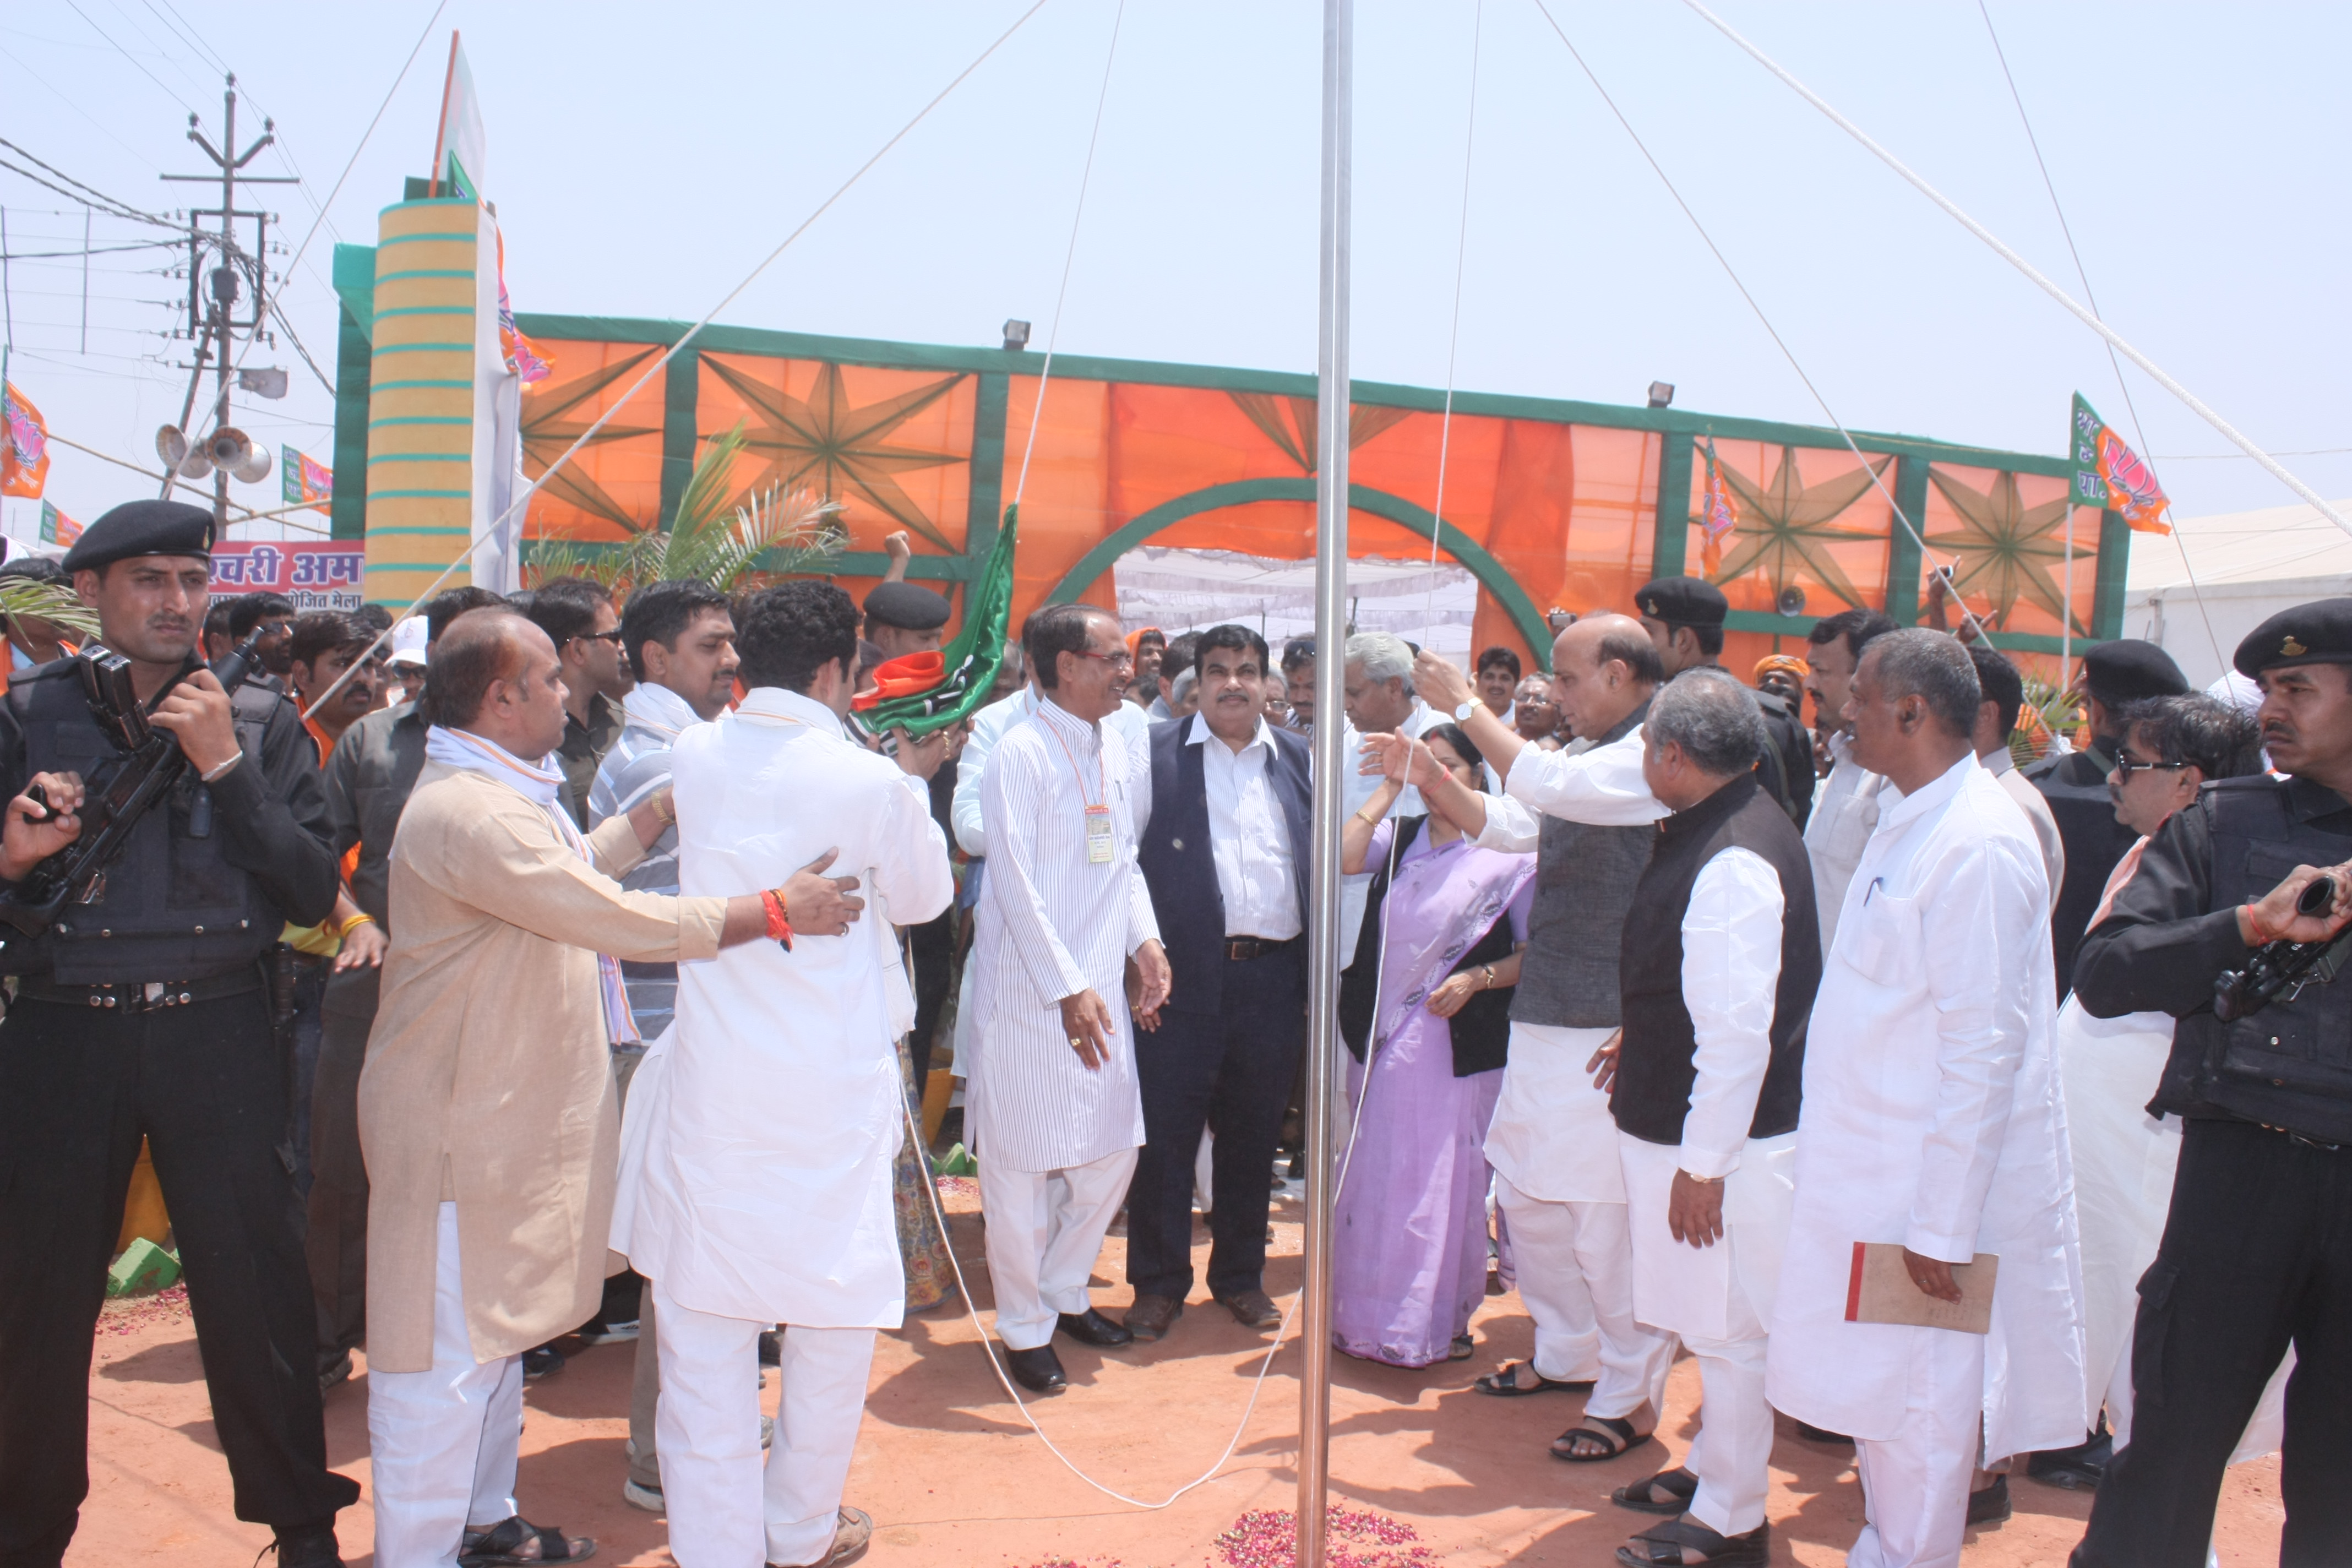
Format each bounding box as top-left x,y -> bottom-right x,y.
160,74 -> 296,525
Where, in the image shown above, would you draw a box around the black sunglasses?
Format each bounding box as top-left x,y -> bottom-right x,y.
2112,754 -> 2190,783
572,628 -> 626,646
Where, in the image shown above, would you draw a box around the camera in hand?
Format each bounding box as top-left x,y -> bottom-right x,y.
2213,874 -> 2347,1022
0,628 -> 264,940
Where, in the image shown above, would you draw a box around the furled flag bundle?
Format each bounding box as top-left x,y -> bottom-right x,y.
1698,434 -> 1739,576
1,378 -> 50,500
282,448 -> 334,514
2071,393 -> 2170,535
496,228 -> 550,386
852,507 -> 1020,739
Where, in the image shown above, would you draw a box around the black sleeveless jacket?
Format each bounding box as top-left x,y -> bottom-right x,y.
1613,772 -> 1821,1146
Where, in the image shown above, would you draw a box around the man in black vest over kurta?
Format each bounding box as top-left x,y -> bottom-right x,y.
1127,624 -> 1312,1341
2024,638 -> 2187,997
1600,668 -> 1821,1568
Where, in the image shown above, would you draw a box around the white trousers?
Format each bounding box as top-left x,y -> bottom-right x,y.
652,1280 -> 877,1568
1847,1325 -> 1984,1568
367,1202 -> 524,1568
978,1146 -> 1138,1351
1493,1171 -> 1673,1421
1679,1335 -> 1771,1538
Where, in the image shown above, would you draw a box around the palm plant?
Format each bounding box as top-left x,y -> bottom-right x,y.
0,578 -> 101,641
527,421 -> 846,595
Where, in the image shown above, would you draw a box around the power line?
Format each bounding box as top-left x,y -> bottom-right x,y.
0,139 -> 181,229
61,0 -> 195,112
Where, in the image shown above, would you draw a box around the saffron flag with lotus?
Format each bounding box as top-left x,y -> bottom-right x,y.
2,380 -> 50,500
2071,393 -> 2169,535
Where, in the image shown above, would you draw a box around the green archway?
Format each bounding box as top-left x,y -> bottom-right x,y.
1043,477 -> 1553,668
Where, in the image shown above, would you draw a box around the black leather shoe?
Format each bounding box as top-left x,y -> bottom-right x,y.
1057,1307 -> 1134,1348
1004,1343 -> 1066,1393
1966,1473 -> 2012,1526
1124,1293 -> 1184,1342
1794,1420 -> 1853,1446
1214,1288 -> 1282,1329
2027,1430 -> 2111,1490
275,1526 -> 344,1568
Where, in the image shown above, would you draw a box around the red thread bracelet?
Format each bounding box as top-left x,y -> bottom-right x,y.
760,888 -> 794,951
2242,902 -> 2274,946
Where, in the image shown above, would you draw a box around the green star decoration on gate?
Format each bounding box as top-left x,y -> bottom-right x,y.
700,357 -> 969,551
1924,467 -> 2084,635
1707,444 -> 1892,612
519,347 -> 666,531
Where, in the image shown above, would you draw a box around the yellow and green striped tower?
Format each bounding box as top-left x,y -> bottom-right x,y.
363,197 -> 486,605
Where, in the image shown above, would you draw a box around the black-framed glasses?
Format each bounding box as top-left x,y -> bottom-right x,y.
573,628 -> 626,646
2113,754 -> 2190,782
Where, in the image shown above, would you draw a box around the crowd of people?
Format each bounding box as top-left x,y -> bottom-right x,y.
0,498 -> 2343,1568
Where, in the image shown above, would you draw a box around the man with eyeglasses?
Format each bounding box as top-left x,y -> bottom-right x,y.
525,578 -> 634,829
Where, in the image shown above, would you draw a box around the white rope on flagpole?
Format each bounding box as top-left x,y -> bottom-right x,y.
1684,0 -> 2352,543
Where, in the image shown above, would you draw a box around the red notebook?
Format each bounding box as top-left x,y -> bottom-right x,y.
1844,1243 -> 1999,1335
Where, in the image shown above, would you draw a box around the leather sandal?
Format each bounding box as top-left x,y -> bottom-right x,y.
1611,1465 -> 1699,1515
1551,1413 -> 1654,1463
459,1517 -> 595,1567
1473,1359 -> 1594,1397
1614,1518 -> 1769,1567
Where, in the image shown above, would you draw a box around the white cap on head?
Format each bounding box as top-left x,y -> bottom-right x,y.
389,615 -> 428,669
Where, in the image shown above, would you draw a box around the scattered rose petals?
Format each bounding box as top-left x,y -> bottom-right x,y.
97,1282 -> 190,1337
1215,1506 -> 1438,1568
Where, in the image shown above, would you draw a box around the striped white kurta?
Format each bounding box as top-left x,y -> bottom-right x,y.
969,695 -> 1159,1173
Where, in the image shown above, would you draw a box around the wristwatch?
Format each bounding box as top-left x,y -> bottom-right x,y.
1455,700 -> 1478,721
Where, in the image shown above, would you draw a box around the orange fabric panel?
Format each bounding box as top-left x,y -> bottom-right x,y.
519,340 -> 669,542
1686,439 -> 1895,619
1919,462 -> 2095,643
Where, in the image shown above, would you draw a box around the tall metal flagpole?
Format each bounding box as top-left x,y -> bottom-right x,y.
1299,2 -> 1351,1565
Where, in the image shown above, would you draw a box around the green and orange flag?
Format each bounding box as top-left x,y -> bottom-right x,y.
851,505 -> 1019,738
2071,393 -> 2170,535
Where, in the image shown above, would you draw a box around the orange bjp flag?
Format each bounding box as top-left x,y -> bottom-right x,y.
2,380 -> 50,500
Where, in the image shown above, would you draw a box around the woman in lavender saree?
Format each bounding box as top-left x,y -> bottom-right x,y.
1333,725 -> 1536,1368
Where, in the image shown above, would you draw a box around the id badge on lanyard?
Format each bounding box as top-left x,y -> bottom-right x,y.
1085,803 -> 1115,864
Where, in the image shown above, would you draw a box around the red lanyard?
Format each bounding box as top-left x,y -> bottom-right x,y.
1044,710 -> 1107,810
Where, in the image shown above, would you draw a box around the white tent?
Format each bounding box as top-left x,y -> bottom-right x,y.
2123,497 -> 2352,689
1113,546 -> 1479,665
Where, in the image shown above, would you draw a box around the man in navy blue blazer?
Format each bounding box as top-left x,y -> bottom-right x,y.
1126,624 -> 1313,1341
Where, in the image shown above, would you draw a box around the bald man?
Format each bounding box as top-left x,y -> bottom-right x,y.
1378,616 -> 1678,1463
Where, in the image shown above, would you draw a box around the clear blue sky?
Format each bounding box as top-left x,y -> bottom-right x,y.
4,1 -> 2344,546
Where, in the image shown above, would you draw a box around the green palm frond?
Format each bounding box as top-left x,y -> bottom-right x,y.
0,579 -> 101,640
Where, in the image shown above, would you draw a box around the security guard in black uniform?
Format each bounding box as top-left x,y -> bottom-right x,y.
2068,598 -> 2352,1568
0,502 -> 357,1568
2023,637 -> 2188,997
1634,576 -> 1816,827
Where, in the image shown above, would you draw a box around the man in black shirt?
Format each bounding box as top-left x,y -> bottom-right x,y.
2024,638 -> 2187,996
0,502 -> 358,1568
2068,599 -> 2352,1567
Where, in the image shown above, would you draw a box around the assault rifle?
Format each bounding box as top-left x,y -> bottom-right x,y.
2213,874 -> 2350,1022
0,628 -> 264,941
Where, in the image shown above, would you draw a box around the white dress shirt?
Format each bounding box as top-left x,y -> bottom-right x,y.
1980,745 -> 2066,915
1766,753 -> 2085,1460
1471,723 -> 1669,853
1802,729 -> 1886,953
1189,713 -> 1300,940
968,695 -> 1158,1172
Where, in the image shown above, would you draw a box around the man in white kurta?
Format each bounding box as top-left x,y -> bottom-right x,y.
614,586 -> 953,1568
970,605 -> 1170,1391
1766,631 -> 2085,1568
1606,671 -> 1820,1564
1800,608 -> 1898,951
1401,617 -> 1675,1452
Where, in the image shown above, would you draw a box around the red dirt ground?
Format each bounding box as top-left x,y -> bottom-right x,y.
73,1188 -> 2283,1567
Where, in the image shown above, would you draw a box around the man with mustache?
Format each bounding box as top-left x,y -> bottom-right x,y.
2069,601 -> 2352,1566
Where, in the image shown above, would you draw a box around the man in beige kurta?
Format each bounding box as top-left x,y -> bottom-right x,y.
359,611 -> 845,1568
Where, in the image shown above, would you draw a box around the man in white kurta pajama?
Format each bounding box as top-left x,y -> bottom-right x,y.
1766,631 -> 2086,1568
970,606 -> 1170,1391
614,587 -> 953,1568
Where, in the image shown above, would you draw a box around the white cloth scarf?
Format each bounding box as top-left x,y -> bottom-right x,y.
424,724 -> 640,1044
620,680 -> 700,743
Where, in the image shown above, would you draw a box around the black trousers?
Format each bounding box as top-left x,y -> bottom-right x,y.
907,907 -> 956,1090
0,989 -> 360,1568
304,1002 -> 372,1364
1125,945 -> 1304,1300
2072,1118 -> 2352,1568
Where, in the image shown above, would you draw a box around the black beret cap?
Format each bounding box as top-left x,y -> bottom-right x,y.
863,580 -> 951,631
1634,575 -> 1728,627
2233,597 -> 2352,680
61,499 -> 215,575
2082,638 -> 2188,704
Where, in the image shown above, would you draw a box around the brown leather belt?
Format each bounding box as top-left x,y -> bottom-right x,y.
18,972 -> 265,1012
1223,936 -> 1298,962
